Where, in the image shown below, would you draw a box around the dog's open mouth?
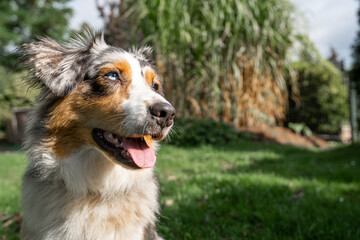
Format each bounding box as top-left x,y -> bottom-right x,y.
92,128 -> 156,168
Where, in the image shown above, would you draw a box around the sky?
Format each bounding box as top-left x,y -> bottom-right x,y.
291,0 -> 358,68
69,0 -> 359,69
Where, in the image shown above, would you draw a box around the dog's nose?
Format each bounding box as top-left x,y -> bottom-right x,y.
149,102 -> 175,128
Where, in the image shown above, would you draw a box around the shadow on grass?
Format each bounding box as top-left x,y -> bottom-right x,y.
223,143 -> 360,183
0,140 -> 22,152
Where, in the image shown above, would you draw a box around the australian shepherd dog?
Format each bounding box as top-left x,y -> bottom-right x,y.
20,30 -> 175,240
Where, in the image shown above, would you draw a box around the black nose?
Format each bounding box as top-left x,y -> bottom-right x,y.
149,102 -> 176,128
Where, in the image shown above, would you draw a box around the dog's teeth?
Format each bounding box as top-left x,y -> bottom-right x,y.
113,138 -> 119,144
121,150 -> 128,158
105,132 -> 112,138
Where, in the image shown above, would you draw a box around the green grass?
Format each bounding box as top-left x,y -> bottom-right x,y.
0,152 -> 27,214
155,141 -> 360,239
1,141 -> 359,239
0,151 -> 27,239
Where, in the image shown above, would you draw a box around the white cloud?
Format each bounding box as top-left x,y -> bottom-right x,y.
69,0 -> 103,30
291,0 -> 358,68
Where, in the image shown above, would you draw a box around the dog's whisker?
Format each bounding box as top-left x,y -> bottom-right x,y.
168,127 -> 179,139
115,116 -> 132,133
102,114 -> 126,121
142,122 -> 149,135
105,115 -> 130,134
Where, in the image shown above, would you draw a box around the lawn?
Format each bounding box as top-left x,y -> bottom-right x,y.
0,141 -> 359,239
0,151 -> 26,239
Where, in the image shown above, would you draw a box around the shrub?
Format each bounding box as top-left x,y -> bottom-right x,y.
288,61 -> 349,134
166,118 -> 249,147
288,122 -> 312,136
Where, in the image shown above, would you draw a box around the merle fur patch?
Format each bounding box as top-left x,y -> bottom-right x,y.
20,30 -> 108,96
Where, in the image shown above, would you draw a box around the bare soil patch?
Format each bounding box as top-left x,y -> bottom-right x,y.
240,125 -> 328,148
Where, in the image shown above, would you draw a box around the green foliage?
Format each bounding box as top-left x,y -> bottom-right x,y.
132,0 -> 298,126
288,122 -> 312,136
0,0 -> 73,68
166,118 -> 250,147
289,61 -> 349,134
0,67 -> 38,121
0,0 -> 72,130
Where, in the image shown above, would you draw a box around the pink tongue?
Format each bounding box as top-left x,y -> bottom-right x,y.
123,138 -> 156,168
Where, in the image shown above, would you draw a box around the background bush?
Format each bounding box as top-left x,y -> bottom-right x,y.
166,118 -> 250,147
288,61 -> 349,134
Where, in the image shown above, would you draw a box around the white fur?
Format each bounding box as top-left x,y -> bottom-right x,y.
121,53 -> 170,136
59,146 -> 154,198
22,146 -> 159,240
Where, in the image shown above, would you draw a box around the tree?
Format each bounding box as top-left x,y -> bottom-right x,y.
0,0 -> 73,133
287,36 -> 349,134
0,0 -> 73,68
95,0 -> 138,48
350,0 -> 360,94
289,61 -> 349,134
328,47 -> 345,73
349,0 -> 360,138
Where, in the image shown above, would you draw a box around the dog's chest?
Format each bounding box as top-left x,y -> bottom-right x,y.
61,193 -> 157,240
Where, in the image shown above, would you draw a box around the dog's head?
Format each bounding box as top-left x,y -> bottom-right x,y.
22,31 -> 175,169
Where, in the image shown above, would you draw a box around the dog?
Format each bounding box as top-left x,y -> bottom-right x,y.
20,30 -> 175,240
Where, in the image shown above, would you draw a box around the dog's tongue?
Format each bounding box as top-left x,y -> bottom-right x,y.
123,138 -> 156,168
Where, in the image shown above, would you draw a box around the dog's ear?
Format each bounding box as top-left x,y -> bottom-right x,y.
21,32 -> 107,96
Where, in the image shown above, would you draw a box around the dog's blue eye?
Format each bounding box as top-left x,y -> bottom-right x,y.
105,72 -> 120,81
152,83 -> 159,92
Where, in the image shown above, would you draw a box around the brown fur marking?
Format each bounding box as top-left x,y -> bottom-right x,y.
46,65 -> 132,158
145,70 -> 155,86
99,61 -> 132,82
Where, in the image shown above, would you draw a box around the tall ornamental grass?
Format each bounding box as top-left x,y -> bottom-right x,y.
135,0 -> 297,127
